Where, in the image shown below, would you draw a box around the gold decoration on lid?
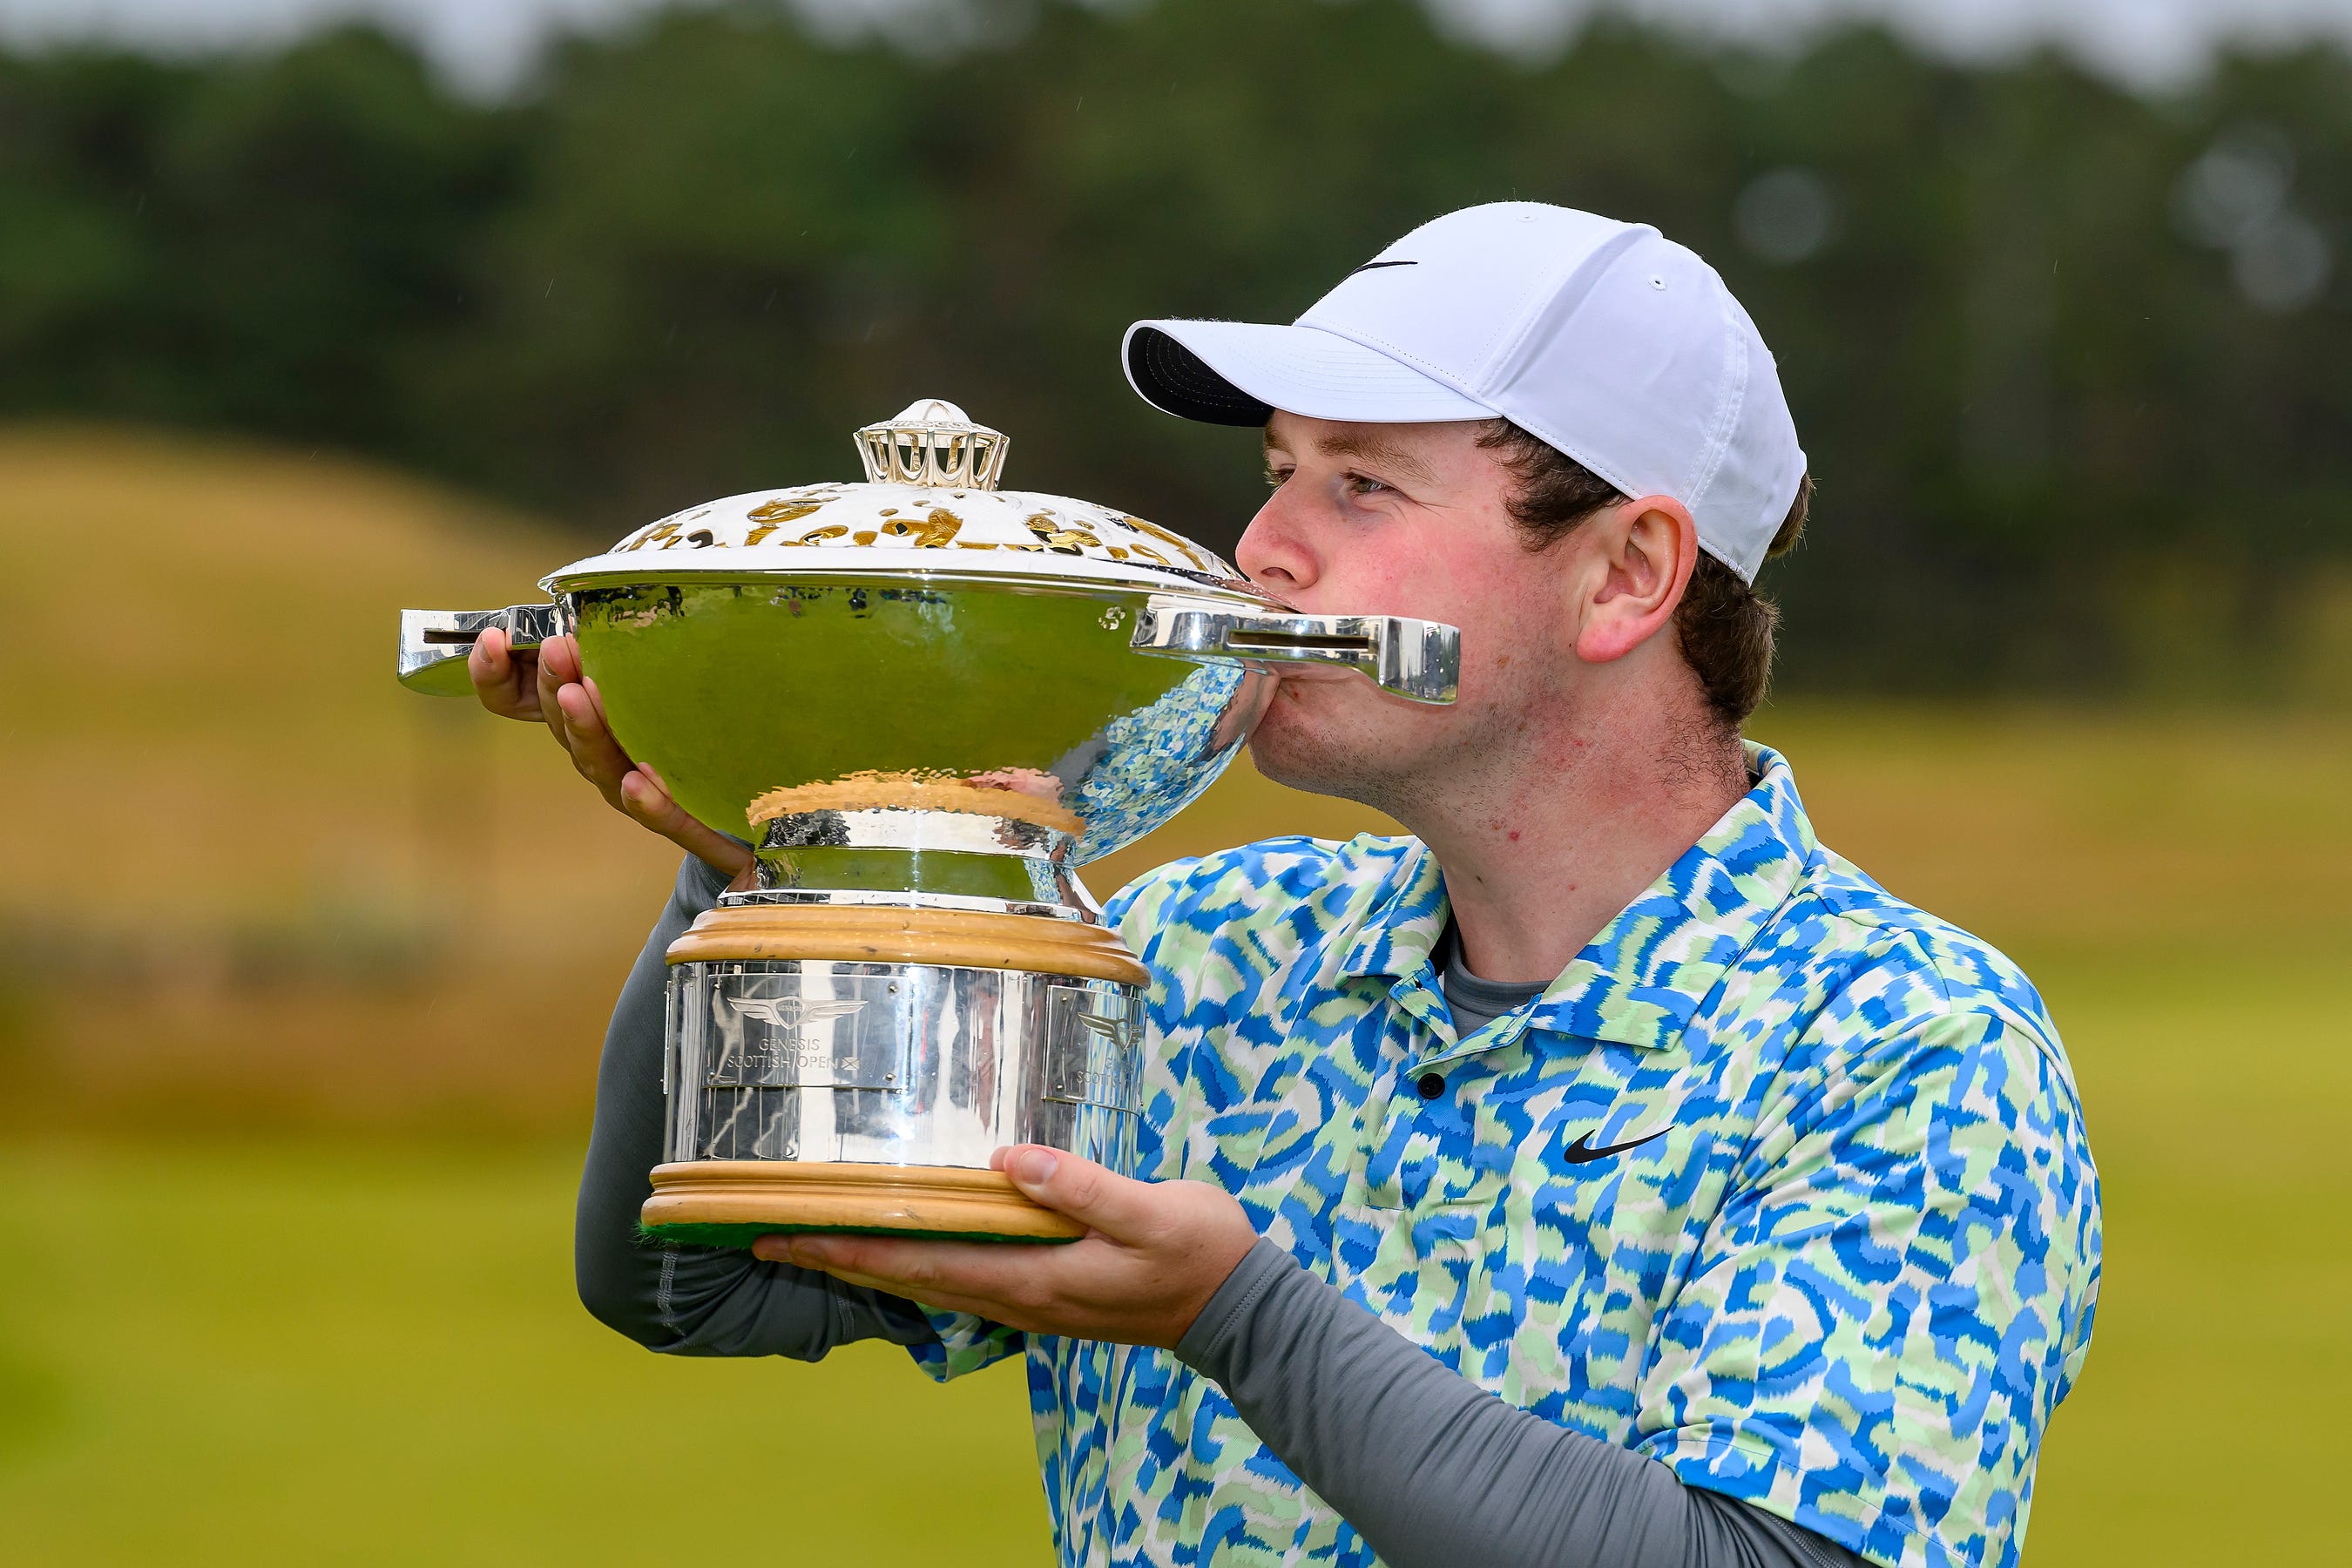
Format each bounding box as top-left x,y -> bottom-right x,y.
855,399 -> 1010,491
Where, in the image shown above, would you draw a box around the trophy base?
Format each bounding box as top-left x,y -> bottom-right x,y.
641,1159 -> 1087,1246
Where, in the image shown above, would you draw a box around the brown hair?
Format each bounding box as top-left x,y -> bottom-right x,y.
1476,421 -> 1810,729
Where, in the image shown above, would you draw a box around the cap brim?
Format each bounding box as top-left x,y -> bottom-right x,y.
1124,320 -> 1492,428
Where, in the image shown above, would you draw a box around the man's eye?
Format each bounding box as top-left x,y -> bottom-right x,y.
1346,473 -> 1391,496
1263,467 -> 1292,489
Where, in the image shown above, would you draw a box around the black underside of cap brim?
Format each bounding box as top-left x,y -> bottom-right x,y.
1127,327 -> 1275,427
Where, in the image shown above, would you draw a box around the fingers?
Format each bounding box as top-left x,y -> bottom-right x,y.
539,632 -> 584,686
754,1233 -> 1060,1307
542,645 -> 650,804
619,767 -> 756,876
752,1177 -> 1259,1348
533,633 -> 578,740
467,626 -> 542,721
563,695 -> 751,874
486,630 -> 748,872
556,679 -> 637,789
469,624 -> 506,691
997,1147 -> 1159,1240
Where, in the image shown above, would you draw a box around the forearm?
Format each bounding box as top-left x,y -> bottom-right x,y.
1177,1240 -> 1865,1568
574,852 -> 935,1359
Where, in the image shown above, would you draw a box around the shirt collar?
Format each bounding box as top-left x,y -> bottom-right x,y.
1335,741 -> 1820,1052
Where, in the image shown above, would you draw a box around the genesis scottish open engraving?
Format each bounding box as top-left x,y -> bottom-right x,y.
703,979 -> 899,1090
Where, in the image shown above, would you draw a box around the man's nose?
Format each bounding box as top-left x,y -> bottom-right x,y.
1235,493 -> 1317,594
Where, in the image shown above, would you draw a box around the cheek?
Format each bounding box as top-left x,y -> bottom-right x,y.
1456,585 -> 1562,702
1402,537 -> 1525,625
1296,527 -> 1546,670
1292,551 -> 1418,615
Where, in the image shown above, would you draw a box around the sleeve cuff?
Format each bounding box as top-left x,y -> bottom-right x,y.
684,847 -> 743,901
1174,1235 -> 1299,1382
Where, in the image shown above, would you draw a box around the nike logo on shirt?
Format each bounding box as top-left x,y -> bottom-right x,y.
1562,1125 -> 1669,1164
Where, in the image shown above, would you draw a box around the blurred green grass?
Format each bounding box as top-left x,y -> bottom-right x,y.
0,1141 -> 1044,1565
2,429 -> 2347,1562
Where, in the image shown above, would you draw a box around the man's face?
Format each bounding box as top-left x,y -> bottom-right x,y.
1237,412 -> 1576,808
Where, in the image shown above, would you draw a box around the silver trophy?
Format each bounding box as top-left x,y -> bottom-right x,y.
399,401 -> 1458,1241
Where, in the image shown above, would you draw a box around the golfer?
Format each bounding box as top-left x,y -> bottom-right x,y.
474,203 -> 2100,1568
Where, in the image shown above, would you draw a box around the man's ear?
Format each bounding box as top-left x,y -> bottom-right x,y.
1571,496 -> 1700,666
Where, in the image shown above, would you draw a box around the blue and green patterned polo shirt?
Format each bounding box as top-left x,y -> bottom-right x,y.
911,742 -> 2103,1568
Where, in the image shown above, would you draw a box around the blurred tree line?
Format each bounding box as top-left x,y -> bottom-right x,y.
2,0 -> 2348,696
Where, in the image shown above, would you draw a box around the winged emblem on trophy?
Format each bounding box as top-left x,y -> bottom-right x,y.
705,990 -> 875,1089
722,995 -> 870,1035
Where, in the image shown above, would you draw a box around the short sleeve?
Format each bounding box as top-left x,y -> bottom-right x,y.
1634,1004 -> 2103,1568
1103,853 -> 1204,948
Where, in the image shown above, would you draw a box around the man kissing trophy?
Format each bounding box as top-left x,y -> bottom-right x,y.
400,204 -> 2097,1568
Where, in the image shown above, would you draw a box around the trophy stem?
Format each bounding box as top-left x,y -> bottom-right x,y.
644,902 -> 1148,1246
748,805 -> 1100,919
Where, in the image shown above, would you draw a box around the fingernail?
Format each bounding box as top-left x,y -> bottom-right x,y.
1010,1147 -> 1058,1187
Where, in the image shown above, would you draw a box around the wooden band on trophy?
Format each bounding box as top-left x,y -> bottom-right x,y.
643,1160 -> 1089,1241
663,902 -> 1150,985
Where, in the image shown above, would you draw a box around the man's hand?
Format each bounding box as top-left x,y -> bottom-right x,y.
468,625 -> 754,879
752,1146 -> 1259,1349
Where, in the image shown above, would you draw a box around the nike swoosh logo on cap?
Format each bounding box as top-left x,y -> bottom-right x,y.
1348,260 -> 1418,274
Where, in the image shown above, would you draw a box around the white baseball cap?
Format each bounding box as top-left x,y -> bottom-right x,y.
1123,201 -> 1806,581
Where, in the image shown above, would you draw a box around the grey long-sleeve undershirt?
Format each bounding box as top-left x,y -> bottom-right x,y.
573,853 -> 934,1357
576,854 -> 1868,1568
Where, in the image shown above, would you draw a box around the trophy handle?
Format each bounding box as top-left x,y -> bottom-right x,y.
1130,596 -> 1459,705
396,601 -> 568,696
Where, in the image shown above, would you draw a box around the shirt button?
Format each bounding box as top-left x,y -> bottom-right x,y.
1416,1071 -> 1444,1100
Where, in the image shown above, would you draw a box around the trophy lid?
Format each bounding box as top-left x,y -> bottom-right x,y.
544,398 -> 1254,599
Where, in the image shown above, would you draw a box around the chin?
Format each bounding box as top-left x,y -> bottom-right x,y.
1245,680 -> 1415,803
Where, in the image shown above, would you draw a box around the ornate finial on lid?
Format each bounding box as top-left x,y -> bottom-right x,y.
855,398 -> 1010,491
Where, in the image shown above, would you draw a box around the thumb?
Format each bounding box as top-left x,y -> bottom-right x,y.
997,1146 -> 1154,1240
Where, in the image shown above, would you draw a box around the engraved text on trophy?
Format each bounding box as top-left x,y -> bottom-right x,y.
702,976 -> 903,1091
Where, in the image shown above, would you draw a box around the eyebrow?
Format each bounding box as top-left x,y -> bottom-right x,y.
1262,426 -> 1440,489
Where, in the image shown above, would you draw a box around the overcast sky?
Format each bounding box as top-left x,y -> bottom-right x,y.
3,0 -> 2349,96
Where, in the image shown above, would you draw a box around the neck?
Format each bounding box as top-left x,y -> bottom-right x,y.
1392,688 -> 1749,985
